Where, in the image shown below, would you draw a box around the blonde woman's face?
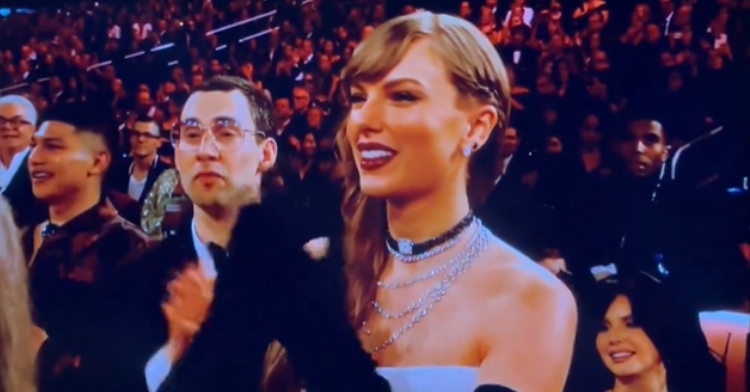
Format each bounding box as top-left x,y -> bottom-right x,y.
596,295 -> 663,378
346,39 -> 473,199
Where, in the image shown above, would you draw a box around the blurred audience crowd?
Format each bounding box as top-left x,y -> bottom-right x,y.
1,0 -> 749,390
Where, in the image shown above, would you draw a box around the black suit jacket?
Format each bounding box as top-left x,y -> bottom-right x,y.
130,204 -> 389,392
477,153 -> 548,259
499,47 -> 538,85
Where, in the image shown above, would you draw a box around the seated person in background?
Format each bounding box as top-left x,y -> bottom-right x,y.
111,117 -> 170,211
558,107 -> 746,310
584,272 -> 725,392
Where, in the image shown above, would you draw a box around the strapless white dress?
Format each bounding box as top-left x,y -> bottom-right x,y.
376,366 -> 479,392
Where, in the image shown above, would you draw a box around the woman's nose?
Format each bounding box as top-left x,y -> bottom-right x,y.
607,327 -> 626,344
350,99 -> 384,132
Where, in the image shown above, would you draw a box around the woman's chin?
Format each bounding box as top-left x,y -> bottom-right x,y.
358,177 -> 394,198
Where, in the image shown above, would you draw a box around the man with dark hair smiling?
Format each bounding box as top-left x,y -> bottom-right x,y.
25,101 -> 153,392
127,76 -> 389,392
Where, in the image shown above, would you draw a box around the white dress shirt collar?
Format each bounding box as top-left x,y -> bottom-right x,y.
191,218 -> 218,280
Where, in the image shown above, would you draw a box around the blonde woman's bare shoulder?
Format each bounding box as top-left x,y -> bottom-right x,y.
472,234 -> 575,309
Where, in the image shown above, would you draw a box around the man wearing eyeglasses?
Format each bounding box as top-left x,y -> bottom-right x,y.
111,117 -> 169,210
123,76 -> 389,392
0,94 -> 41,228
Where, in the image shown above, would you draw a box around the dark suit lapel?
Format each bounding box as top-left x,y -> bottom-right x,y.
2,153 -> 30,194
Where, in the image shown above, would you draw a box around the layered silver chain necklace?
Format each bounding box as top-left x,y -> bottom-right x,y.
362,223 -> 490,352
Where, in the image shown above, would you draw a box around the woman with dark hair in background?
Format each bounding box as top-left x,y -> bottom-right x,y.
593,273 -> 725,392
0,198 -> 36,392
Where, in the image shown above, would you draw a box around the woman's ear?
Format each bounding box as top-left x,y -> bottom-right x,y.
465,104 -> 499,151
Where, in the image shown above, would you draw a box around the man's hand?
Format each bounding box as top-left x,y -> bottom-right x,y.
163,266 -> 215,362
288,136 -> 301,151
304,237 -> 330,261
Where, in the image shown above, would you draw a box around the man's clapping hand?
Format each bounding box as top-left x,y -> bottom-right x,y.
163,265 -> 215,363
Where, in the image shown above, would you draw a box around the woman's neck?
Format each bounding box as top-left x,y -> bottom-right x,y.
612,365 -> 668,392
386,182 -> 470,243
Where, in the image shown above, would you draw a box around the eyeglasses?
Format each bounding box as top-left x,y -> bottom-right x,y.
171,118 -> 266,151
0,117 -> 32,128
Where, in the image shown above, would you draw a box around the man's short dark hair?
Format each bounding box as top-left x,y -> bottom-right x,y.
37,101 -> 120,156
192,76 -> 274,137
614,103 -> 669,142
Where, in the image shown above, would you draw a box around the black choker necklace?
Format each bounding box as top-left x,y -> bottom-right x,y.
386,212 -> 475,256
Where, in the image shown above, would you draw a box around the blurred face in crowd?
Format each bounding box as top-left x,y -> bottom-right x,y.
307,107 -> 323,128
50,77 -> 63,91
347,38 -> 496,199
112,79 -> 123,93
591,51 -> 610,72
175,90 -> 277,210
137,91 -> 151,107
542,108 -> 557,125
211,60 -> 223,75
500,127 -> 519,157
29,122 -> 110,203
459,2 -> 472,18
588,13 -> 604,32
660,0 -> 673,15
660,52 -> 675,68
168,101 -> 181,116
615,120 -> 668,178
130,121 -> 161,159
192,74 -> 204,88
667,72 -> 683,91
302,40 -> 314,57
292,88 -> 310,111
546,136 -> 563,155
480,7 -> 493,26
318,55 -> 332,73
646,24 -> 661,44
337,26 -> 349,41
580,114 -> 602,147
302,133 -> 316,157
241,63 -> 254,79
275,98 -> 292,120
596,295 -> 663,380
536,75 -> 556,95
0,101 -> 36,153
680,27 -> 693,46
163,82 -> 176,96
633,4 -> 651,22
